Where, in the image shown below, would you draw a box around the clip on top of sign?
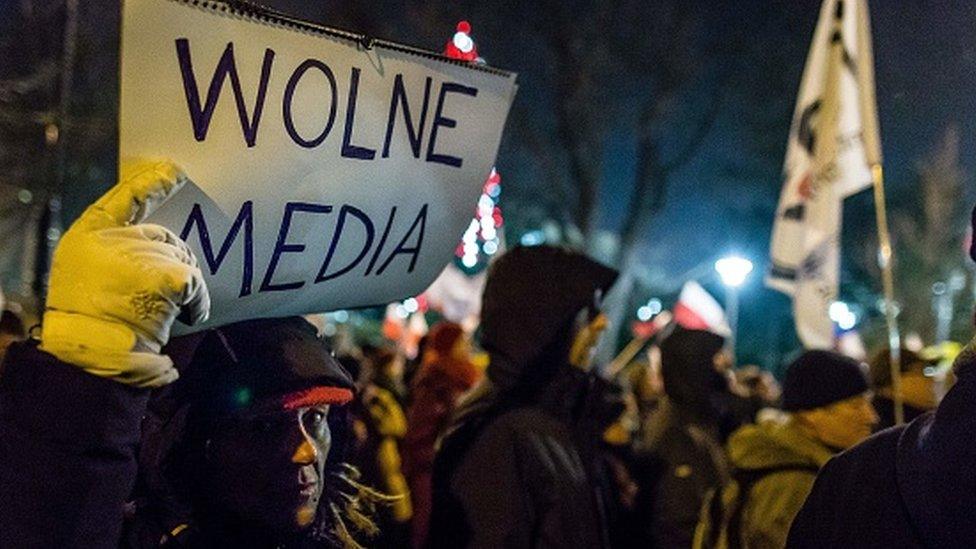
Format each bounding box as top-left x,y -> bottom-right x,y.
119,0 -> 518,334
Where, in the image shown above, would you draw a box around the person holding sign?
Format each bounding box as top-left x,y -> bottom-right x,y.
0,162 -> 386,548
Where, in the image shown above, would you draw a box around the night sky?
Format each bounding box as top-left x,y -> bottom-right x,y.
10,0 -> 971,371
185,0 -> 976,369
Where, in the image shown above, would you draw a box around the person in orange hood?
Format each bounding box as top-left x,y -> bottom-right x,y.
403,321 -> 480,548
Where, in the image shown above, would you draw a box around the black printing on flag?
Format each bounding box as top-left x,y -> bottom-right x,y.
783,204 -> 806,221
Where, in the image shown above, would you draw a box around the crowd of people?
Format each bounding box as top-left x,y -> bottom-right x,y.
0,162 -> 974,549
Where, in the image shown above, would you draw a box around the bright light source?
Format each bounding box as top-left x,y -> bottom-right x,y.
480,215 -> 494,232
647,298 -> 662,315
828,301 -> 848,321
333,310 -> 349,323
483,240 -> 499,255
715,256 -> 753,287
829,301 -> 857,330
453,31 -> 474,53
839,314 -> 856,330
462,254 -> 478,268
403,297 -> 419,313
520,230 -> 544,246
478,195 -> 494,213
637,306 -> 654,322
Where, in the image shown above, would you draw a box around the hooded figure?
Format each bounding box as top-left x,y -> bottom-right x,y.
659,327 -> 729,423
428,245 -> 618,549
633,326 -> 736,549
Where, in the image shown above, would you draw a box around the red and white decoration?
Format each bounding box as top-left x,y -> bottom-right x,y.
673,281 -> 732,337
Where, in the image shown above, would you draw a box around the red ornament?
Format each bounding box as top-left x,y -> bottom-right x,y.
444,20 -> 479,61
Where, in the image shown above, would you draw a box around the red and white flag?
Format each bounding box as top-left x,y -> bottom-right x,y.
673,281 -> 731,337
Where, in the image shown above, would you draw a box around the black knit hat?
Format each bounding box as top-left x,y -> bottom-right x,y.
177,316 -> 355,418
782,350 -> 869,411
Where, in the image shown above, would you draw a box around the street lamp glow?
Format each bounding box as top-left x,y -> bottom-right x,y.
715,256 -> 754,287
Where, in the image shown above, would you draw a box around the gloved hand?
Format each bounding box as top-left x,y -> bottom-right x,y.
40,161 -> 210,387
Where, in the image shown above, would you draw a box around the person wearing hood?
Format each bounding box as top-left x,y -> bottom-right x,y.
694,350 -> 877,549
631,326 -> 739,549
0,162 -> 385,548
786,207 -> 976,548
427,245 -> 618,549
403,321 -> 481,548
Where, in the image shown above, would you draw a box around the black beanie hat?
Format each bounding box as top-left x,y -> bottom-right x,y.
481,245 -> 618,382
782,350 -> 869,411
177,316 -> 355,418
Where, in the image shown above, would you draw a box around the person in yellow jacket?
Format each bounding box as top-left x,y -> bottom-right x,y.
694,350 -> 877,549
349,347 -> 412,547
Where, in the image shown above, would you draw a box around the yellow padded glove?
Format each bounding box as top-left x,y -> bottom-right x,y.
40,161 -> 211,388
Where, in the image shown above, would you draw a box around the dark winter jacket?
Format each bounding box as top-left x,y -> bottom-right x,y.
428,368 -> 612,549
0,341 -> 149,549
428,245 -> 618,549
0,317 -> 357,549
787,337 -> 976,548
633,399 -> 730,549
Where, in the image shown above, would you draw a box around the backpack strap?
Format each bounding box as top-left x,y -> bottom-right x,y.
726,464 -> 820,549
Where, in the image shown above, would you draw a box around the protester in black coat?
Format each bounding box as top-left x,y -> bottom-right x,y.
428,245 -> 619,548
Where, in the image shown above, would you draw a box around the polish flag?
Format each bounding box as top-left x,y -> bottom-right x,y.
673,281 -> 731,337
631,310 -> 673,339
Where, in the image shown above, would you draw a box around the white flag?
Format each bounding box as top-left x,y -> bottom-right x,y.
767,0 -> 880,348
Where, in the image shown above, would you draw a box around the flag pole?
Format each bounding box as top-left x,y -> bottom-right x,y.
857,0 -> 903,425
607,336 -> 649,379
870,163 -> 903,424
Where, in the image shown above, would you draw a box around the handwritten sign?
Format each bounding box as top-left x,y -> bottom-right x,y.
119,0 -> 517,333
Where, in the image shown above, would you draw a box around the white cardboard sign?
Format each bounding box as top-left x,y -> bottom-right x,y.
119,0 -> 517,333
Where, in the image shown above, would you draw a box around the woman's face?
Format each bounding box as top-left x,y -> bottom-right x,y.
206,404 -> 332,534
